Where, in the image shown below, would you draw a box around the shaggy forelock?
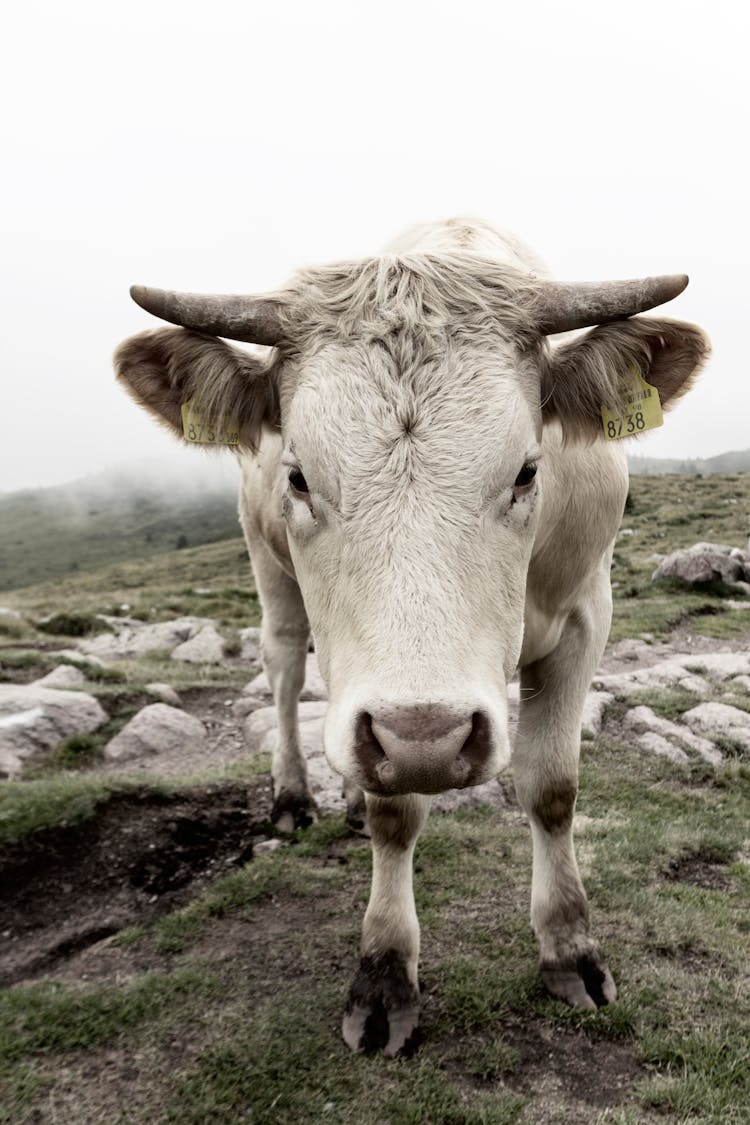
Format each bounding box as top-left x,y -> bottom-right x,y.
276,253 -> 540,356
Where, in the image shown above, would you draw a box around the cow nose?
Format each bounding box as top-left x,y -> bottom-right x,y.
353,703 -> 493,794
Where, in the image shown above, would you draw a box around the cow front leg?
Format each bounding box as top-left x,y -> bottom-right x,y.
514,600 -> 616,1009
246,538 -> 315,831
343,792 -> 431,1056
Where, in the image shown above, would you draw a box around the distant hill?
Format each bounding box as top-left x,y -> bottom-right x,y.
629,448 -> 750,476
0,462 -> 242,592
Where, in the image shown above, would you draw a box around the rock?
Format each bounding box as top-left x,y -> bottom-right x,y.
681,653 -> 750,680
681,702 -> 750,753
0,683 -> 108,772
33,664 -> 87,689
254,837 -> 286,855
145,682 -> 182,706
634,731 -> 689,764
652,547 -> 750,589
104,704 -> 206,761
171,624 -> 225,664
0,607 -> 22,620
78,617 -> 216,661
433,779 -> 510,813
242,653 -> 327,705
581,691 -> 614,739
623,705 -> 720,764
238,627 -> 261,663
243,700 -> 328,752
593,658 -> 709,697
729,675 -> 750,693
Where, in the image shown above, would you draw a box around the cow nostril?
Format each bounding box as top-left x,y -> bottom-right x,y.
457,712 -> 492,772
354,712 -> 388,777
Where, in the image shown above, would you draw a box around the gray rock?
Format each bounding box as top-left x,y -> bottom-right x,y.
171,624 -> 225,664
593,659 -> 709,697
33,664 -> 87,689
78,617 -> 216,661
433,779 -> 510,813
0,683 -> 108,771
729,675 -> 750,693
0,607 -> 22,620
634,731 -> 689,764
104,704 -> 206,761
623,705 -> 720,764
681,702 -> 750,753
581,691 -> 614,739
145,682 -> 182,706
652,548 -> 750,588
238,627 -> 261,663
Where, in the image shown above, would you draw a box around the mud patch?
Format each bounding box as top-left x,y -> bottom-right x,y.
0,778 -> 273,984
663,851 -> 732,890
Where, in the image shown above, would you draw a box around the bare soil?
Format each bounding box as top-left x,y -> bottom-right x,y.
0,778 -> 273,985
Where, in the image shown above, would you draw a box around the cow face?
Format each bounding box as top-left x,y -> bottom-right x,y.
278,332 -> 542,794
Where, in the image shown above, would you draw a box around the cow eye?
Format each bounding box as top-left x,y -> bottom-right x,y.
512,462 -> 537,499
288,468 -> 309,495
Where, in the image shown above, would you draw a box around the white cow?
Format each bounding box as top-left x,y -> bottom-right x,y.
115,219 -> 708,1056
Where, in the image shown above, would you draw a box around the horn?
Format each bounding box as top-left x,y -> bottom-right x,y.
531,274 -> 689,335
129,286 -> 284,345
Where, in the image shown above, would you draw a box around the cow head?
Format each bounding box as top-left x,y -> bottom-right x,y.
115,253 -> 708,795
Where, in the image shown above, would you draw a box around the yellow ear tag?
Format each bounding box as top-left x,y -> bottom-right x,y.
181,400 -> 240,446
601,364 -> 663,441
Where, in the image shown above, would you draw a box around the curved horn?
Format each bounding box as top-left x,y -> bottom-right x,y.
531,274 -> 689,335
129,286 -> 284,346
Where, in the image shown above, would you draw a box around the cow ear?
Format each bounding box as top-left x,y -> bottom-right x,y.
114,328 -> 278,448
542,317 -> 710,441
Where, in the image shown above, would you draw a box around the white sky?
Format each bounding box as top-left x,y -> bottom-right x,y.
1,0 -> 747,492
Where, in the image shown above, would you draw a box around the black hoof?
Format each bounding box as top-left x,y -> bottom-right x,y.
271,789 -> 317,832
342,950 -> 421,1057
540,950 -> 617,1010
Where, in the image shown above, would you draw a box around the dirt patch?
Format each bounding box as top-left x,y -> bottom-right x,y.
503,1022 -> 644,1122
0,778 -> 273,985
663,851 -> 732,891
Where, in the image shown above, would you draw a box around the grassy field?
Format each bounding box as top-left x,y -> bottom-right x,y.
1,473 -> 750,1123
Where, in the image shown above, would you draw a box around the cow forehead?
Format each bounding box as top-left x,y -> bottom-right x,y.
283,337 -> 541,484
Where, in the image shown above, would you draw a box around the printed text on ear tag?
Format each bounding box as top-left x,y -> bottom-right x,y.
601,364 -> 663,440
181,400 -> 240,446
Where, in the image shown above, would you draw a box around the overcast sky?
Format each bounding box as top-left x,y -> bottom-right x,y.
1,0 -> 747,493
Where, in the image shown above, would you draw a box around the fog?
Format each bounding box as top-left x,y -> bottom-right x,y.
2,0 -> 748,493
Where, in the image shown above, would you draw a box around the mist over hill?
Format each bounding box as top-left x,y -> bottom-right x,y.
628,448 -> 750,476
0,458 -> 242,592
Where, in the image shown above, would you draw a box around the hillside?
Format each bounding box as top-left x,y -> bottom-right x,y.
0,464 -> 242,592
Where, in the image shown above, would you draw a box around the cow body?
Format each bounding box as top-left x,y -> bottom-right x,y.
116,219 -> 708,1055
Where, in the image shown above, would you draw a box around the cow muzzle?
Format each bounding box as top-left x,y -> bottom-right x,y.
351,702 -> 500,795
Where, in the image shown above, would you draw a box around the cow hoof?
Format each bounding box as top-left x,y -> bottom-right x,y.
271,789 -> 317,832
541,950 -> 617,1010
342,950 -> 421,1057
345,795 -> 370,837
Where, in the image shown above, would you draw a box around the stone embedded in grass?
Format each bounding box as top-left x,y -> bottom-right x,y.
78,617 -> 216,661
145,683 -> 182,706
104,704 -> 206,761
51,649 -> 104,669
581,691 -> 614,739
33,664 -> 87,690
651,543 -> 750,593
0,683 -> 109,778
171,625 -> 225,664
624,705 -> 721,764
633,730 -> 690,764
681,702 -> 750,753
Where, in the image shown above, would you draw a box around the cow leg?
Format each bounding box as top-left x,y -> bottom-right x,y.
513,590 -> 617,1009
343,792 -> 431,1056
246,538 -> 315,831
